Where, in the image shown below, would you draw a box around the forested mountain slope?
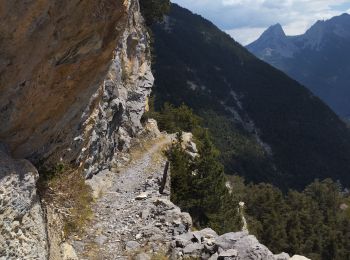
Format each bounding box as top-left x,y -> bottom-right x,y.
151,4 -> 350,190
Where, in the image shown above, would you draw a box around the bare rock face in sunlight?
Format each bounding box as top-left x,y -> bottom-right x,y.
0,0 -> 153,258
0,0 -> 153,176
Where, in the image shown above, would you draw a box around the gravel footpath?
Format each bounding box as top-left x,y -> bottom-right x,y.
71,135 -> 189,259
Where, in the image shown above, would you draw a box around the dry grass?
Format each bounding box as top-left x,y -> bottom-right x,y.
38,164 -> 93,238
151,251 -> 169,260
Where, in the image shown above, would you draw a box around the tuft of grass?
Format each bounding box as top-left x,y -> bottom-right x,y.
38,164 -> 93,237
151,251 -> 168,260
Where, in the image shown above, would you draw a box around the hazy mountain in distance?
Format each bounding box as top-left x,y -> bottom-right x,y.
151,4 -> 350,190
247,13 -> 350,118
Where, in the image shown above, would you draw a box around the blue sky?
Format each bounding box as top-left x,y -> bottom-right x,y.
171,0 -> 350,45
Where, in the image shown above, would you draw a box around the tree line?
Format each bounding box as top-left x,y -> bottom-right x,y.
146,103 -> 350,260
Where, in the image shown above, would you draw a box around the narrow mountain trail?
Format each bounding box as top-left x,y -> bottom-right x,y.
71,135 -> 177,259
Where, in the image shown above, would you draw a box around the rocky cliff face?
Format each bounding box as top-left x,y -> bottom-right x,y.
77,0 -> 153,177
0,0 -> 153,258
0,0 -> 153,175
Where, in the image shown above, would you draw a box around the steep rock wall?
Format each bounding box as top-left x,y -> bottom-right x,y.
0,0 -> 153,258
0,0 -> 153,175
78,0 -> 154,177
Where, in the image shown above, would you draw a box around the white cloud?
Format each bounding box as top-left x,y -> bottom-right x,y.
172,0 -> 350,45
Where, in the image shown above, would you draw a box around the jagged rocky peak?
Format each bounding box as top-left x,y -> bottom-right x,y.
249,12 -> 350,55
304,12 -> 350,40
247,23 -> 296,58
247,12 -> 350,117
260,23 -> 286,39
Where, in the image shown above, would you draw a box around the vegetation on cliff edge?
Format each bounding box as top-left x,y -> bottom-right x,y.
155,104 -> 350,260
139,0 -> 170,26
38,164 -> 93,237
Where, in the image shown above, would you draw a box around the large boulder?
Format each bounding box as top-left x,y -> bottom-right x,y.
215,232 -> 248,250
234,235 -> 275,260
0,149 -> 48,259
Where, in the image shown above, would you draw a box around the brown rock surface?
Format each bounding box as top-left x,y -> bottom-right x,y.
0,0 -> 128,162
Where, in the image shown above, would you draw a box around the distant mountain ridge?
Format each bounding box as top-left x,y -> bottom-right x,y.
151,4 -> 350,190
247,13 -> 350,117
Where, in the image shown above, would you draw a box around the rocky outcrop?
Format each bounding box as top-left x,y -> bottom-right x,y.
0,0 -> 153,176
172,230 -> 278,259
0,146 -> 48,259
79,0 -> 154,177
171,229 -> 310,260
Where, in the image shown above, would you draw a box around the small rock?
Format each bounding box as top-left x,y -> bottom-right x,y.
274,252 -> 290,260
153,198 -> 176,210
340,203 -> 348,210
290,255 -> 311,260
141,209 -> 150,219
183,243 -> 204,255
174,232 -> 194,248
209,253 -> 219,260
136,233 -> 142,240
200,228 -> 218,239
95,235 -> 108,245
173,223 -> 187,235
134,252 -> 151,260
205,238 -> 216,246
192,231 -> 203,243
150,234 -> 163,241
186,141 -> 198,153
141,226 -> 162,238
204,243 -> 216,254
126,241 -> 140,251
61,242 -> 78,260
201,252 -> 212,260
136,192 -> 149,200
218,249 -> 238,259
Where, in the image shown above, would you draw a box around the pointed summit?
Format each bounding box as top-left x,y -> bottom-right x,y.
247,23 -> 295,58
260,23 -> 286,39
